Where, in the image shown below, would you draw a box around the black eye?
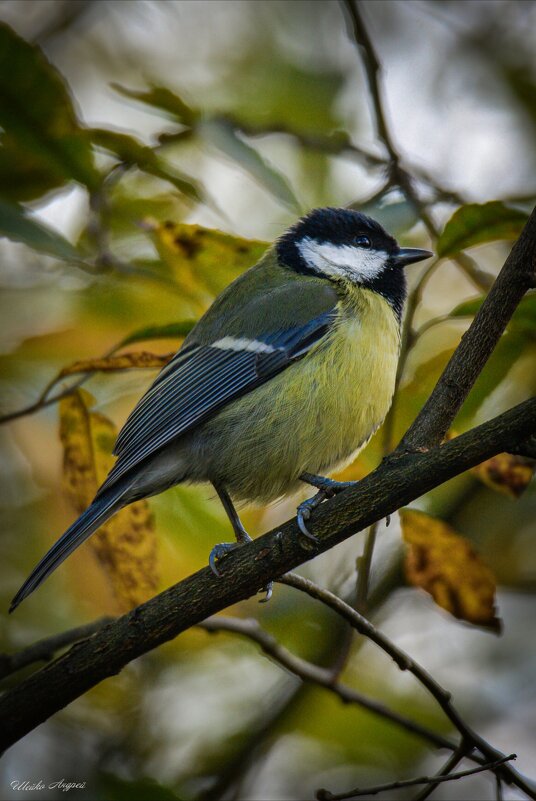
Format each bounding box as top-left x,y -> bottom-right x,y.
354,235 -> 371,248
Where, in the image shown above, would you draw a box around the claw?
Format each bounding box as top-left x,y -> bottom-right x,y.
296,473 -> 358,543
296,493 -> 325,543
297,511 -> 319,542
209,541 -> 239,577
209,540 -> 273,603
259,581 -> 273,603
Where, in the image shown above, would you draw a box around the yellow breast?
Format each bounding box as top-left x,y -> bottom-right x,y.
304,287 -> 401,473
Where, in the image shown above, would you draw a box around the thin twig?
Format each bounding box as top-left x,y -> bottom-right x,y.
199,617 -> 454,751
199,607 -> 365,801
355,256 -> 442,599
355,521 -> 379,613
341,0 -> 492,292
0,342 -> 173,427
317,754 -> 516,800
0,618 -> 114,681
411,743 -> 469,801
278,573 -> 534,798
413,313 -> 454,341
381,257 -> 442,454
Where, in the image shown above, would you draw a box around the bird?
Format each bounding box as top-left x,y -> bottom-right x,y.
10,207 -> 432,611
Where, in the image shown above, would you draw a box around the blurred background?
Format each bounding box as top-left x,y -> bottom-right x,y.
0,1 -> 535,799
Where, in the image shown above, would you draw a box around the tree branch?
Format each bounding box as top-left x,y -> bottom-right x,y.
197,608 -> 366,801
411,745 -> 468,801
399,205 -> 536,453
0,396 -> 535,757
278,574 -> 533,796
199,617 -> 453,751
317,754 -> 516,801
0,618 -> 113,681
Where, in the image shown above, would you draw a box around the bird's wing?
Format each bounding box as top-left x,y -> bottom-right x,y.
100,281 -> 339,492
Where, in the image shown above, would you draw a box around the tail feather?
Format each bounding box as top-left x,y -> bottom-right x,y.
10,485 -> 128,613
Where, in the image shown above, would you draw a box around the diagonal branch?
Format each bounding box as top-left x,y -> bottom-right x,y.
199,617 -> 453,751
0,396 -> 535,760
399,205 -> 536,452
0,618 -> 113,681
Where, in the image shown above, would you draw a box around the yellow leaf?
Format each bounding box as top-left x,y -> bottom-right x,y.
146,219 -> 268,309
57,351 -> 173,379
400,509 -> 501,632
471,452 -> 535,498
59,389 -> 158,611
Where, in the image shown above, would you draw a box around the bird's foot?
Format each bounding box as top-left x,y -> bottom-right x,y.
297,473 -> 358,539
297,492 -> 326,541
209,540 -> 245,577
208,535 -> 273,602
301,473 -> 358,495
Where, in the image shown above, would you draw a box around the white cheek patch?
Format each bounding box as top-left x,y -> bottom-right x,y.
298,236 -> 388,282
212,336 -> 276,354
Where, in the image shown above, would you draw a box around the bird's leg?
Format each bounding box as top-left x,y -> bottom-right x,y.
209,483 -> 272,602
297,472 -> 358,539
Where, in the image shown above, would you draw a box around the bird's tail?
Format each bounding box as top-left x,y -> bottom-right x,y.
9,483 -> 130,613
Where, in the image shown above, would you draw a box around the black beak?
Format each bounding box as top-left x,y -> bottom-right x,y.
393,247 -> 433,267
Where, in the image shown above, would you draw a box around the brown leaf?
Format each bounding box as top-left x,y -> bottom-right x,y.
471,452 -> 535,498
447,430 -> 535,499
401,509 -> 501,632
59,389 -> 158,611
58,351 -> 173,379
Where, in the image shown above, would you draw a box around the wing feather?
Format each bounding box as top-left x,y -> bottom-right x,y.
100,306 -> 337,493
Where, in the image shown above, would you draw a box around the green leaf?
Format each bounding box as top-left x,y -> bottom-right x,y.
450,296 -> 485,317
199,118 -> 301,211
111,82 -> 198,126
451,294 -> 536,337
0,199 -> 81,261
437,202 -> 528,257
146,219 -> 268,300
0,22 -> 99,200
455,330 -> 529,427
89,128 -> 204,203
119,320 -> 196,347
447,294 -> 536,424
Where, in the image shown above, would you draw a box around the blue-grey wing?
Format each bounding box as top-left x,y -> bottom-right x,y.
99,309 -> 337,493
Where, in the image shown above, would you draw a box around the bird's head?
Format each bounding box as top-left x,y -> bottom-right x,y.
277,207 -> 432,320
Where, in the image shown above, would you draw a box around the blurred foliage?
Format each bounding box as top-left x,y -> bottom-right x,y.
401,509 -> 500,632
0,1 -> 535,799
146,219 -> 268,306
0,22 -> 98,201
436,201 -> 529,257
471,450 -> 535,499
60,389 -> 158,611
0,198 -> 82,261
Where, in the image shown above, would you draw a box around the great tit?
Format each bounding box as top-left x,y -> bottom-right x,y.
10,207 -> 431,611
